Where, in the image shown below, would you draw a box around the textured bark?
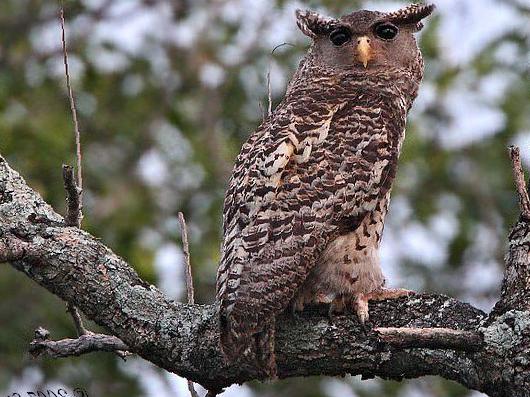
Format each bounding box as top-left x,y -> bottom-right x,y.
1,154 -> 530,396
374,327 -> 483,351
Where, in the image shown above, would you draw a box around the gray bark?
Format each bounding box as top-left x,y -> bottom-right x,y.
1,154 -> 529,396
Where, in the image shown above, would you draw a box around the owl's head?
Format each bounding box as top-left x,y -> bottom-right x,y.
296,4 -> 435,74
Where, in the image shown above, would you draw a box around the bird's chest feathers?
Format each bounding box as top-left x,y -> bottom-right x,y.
256,103 -> 343,186
310,207 -> 388,296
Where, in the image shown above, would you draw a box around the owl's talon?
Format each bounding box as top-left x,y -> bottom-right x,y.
352,288 -> 414,328
354,293 -> 370,325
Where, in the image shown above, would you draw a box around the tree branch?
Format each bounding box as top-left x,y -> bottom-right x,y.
29,327 -> 129,359
374,327 -> 483,351
1,153 -> 530,396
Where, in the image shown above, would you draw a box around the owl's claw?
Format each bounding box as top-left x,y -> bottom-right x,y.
354,294 -> 370,325
353,288 -> 414,326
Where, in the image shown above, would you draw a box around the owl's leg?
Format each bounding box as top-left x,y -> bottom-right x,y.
354,288 -> 414,325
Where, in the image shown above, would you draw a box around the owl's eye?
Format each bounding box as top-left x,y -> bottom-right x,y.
329,27 -> 352,46
374,23 -> 399,40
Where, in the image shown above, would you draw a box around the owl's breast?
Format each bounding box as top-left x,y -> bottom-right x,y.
299,196 -> 389,302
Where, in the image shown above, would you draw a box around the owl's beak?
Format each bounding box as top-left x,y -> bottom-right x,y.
356,36 -> 373,68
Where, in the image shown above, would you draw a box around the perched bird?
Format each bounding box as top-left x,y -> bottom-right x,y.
216,3 -> 435,377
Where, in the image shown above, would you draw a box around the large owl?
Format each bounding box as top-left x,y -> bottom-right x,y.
216,3 -> 435,376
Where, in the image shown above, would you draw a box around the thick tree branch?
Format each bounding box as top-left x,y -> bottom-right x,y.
1,153 -> 530,396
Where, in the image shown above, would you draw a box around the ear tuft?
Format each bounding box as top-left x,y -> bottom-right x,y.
385,3 -> 435,31
295,9 -> 339,38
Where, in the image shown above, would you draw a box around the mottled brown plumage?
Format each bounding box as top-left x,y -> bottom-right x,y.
216,3 -> 435,376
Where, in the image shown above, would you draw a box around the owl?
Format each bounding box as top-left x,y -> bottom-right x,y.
216,3 -> 435,377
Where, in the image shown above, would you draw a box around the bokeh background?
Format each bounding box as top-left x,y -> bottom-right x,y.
1,0 -> 529,396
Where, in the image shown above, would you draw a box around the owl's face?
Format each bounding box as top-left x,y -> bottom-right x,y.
296,4 -> 435,74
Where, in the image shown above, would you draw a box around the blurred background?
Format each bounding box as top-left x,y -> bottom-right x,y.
0,0 -> 529,396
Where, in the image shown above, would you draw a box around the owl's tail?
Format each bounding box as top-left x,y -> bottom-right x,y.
219,312 -> 277,379
256,320 -> 277,379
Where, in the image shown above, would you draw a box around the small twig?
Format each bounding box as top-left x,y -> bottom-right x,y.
60,5 -> 89,342
266,42 -> 294,116
508,146 -> 530,219
66,302 -> 87,336
29,327 -> 129,359
375,327 -> 483,352
178,212 -> 198,397
62,165 -> 82,227
178,212 -> 195,304
60,5 -> 83,192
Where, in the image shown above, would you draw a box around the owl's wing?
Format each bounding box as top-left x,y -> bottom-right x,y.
216,97 -> 397,356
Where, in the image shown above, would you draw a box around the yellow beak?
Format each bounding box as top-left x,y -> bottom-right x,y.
356,36 -> 372,68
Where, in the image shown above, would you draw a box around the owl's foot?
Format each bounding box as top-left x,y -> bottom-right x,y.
354,288 -> 414,325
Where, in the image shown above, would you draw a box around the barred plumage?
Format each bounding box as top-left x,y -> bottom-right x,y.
216,3 -> 435,376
